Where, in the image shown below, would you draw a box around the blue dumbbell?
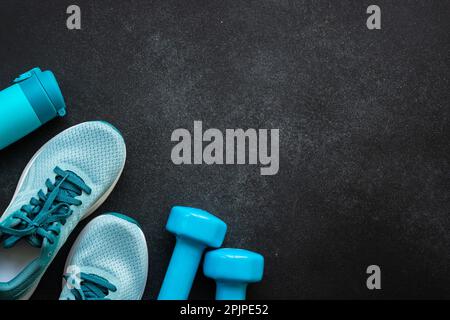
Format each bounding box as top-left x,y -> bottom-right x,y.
203,248 -> 264,300
158,206 -> 227,300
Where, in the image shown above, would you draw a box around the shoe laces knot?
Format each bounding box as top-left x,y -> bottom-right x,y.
0,166 -> 91,248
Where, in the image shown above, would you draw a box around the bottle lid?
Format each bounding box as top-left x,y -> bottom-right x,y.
14,67 -> 67,123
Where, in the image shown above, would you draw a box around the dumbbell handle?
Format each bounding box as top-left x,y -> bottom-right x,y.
158,237 -> 206,300
215,281 -> 248,300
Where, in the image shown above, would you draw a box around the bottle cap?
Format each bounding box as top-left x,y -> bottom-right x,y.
14,67 -> 67,124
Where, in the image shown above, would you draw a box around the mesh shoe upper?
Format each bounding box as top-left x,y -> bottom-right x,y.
60,213 -> 148,300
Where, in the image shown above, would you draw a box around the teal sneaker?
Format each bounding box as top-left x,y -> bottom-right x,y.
60,213 -> 148,300
0,121 -> 126,300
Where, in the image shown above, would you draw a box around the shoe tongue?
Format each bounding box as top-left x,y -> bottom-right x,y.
1,211 -> 56,249
0,214 -> 28,248
2,214 -> 21,228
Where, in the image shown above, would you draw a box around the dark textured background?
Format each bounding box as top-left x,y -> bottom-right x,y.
0,0 -> 449,299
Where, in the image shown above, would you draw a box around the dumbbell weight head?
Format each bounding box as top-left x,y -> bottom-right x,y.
166,206 -> 227,248
203,248 -> 264,300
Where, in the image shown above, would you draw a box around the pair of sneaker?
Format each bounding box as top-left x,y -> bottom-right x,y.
0,121 -> 148,300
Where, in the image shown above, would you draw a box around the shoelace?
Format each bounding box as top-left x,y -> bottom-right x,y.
63,272 -> 117,300
0,166 -> 91,248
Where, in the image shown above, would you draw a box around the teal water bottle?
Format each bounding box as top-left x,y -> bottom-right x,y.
0,67 -> 67,150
